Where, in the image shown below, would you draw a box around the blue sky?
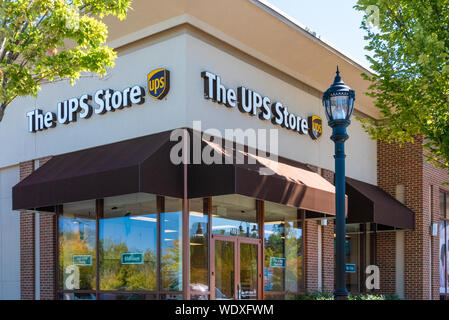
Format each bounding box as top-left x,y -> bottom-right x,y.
266,0 -> 371,70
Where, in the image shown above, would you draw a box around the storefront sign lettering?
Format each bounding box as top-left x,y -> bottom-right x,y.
25,68 -> 170,133
72,255 -> 92,266
201,71 -> 322,140
121,252 -> 144,265
345,263 -> 356,273
269,257 -> 286,268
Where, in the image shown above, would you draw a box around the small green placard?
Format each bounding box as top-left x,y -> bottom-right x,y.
73,255 -> 92,266
269,257 -> 286,268
345,263 -> 356,273
121,253 -> 144,265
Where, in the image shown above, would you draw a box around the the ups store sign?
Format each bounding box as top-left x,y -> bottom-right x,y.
201,71 -> 322,140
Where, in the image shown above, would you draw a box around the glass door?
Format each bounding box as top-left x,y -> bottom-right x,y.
238,240 -> 259,299
211,235 -> 261,300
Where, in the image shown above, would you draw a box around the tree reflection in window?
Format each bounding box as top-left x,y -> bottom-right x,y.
59,200 -> 96,291
160,197 -> 183,291
264,202 -> 303,296
100,194 -> 158,291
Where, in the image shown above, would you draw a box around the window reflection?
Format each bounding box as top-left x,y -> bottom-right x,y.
61,293 -> 97,300
99,293 -> 157,300
212,195 -> 258,238
59,200 -> 96,291
263,202 -> 303,297
440,221 -> 447,294
100,193 -> 158,291
189,198 -> 209,296
160,197 -> 183,291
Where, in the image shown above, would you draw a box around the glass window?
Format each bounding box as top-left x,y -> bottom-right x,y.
99,293 -> 157,300
160,197 -> 183,291
440,221 -> 447,294
263,201 -> 303,296
212,195 -> 258,238
159,293 -> 183,300
100,193 -> 158,291
189,198 -> 209,295
59,200 -> 96,291
345,225 -> 360,293
60,292 -> 97,300
447,222 -> 449,293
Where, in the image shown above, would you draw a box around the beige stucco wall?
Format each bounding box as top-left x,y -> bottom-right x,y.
0,30 -> 376,183
185,33 -> 377,183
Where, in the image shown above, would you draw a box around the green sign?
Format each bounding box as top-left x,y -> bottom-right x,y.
269,257 -> 286,268
121,253 -> 144,265
345,263 -> 356,273
73,255 -> 92,266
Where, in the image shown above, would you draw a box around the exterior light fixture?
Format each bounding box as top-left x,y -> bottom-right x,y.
195,223 -> 204,238
322,66 -> 355,300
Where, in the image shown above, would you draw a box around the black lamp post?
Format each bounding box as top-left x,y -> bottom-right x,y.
322,67 -> 355,300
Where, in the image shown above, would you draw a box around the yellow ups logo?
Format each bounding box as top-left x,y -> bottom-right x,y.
147,68 -> 170,100
308,115 -> 322,140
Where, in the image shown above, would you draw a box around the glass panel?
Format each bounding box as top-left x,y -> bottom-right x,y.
191,294 -> 210,300
212,195 -> 258,238
160,197 -> 183,291
330,95 -> 348,120
446,222 -> 449,292
59,200 -> 96,291
440,221 -> 446,294
60,292 -> 96,300
100,193 -> 157,291
189,198 -> 209,293
263,202 -> 303,296
99,293 -> 157,300
240,243 -> 258,299
345,233 -> 360,293
160,293 -> 183,300
215,240 -> 235,299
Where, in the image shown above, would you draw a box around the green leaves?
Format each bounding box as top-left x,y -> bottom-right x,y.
355,0 -> 449,170
0,0 -> 131,120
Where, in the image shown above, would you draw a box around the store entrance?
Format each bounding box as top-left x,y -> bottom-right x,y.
210,235 -> 262,300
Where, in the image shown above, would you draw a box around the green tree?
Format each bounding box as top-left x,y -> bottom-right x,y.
355,1 -> 449,169
0,0 -> 131,120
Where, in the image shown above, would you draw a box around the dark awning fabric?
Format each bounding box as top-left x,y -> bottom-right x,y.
13,129 -> 338,216
346,177 -> 414,229
12,130 -> 183,210
188,131 -> 339,215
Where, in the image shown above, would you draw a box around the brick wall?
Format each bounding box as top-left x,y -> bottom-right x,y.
321,219 -> 334,293
320,168 -> 335,294
376,138 -> 447,299
305,220 -> 319,292
19,160 -> 35,300
375,231 -> 396,295
38,156 -> 57,300
39,212 -> 57,300
19,157 -> 57,300
422,154 -> 449,300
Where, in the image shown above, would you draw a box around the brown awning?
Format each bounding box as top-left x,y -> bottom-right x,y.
346,177 -> 415,229
13,129 -> 338,216
189,131 -> 339,215
13,130 -> 183,210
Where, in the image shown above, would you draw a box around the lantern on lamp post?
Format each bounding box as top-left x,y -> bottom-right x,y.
322,66 -> 355,300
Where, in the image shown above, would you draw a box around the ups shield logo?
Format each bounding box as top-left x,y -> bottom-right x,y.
147,68 -> 170,100
308,115 -> 322,140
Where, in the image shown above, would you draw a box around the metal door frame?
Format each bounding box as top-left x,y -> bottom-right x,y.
210,234 -> 262,300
